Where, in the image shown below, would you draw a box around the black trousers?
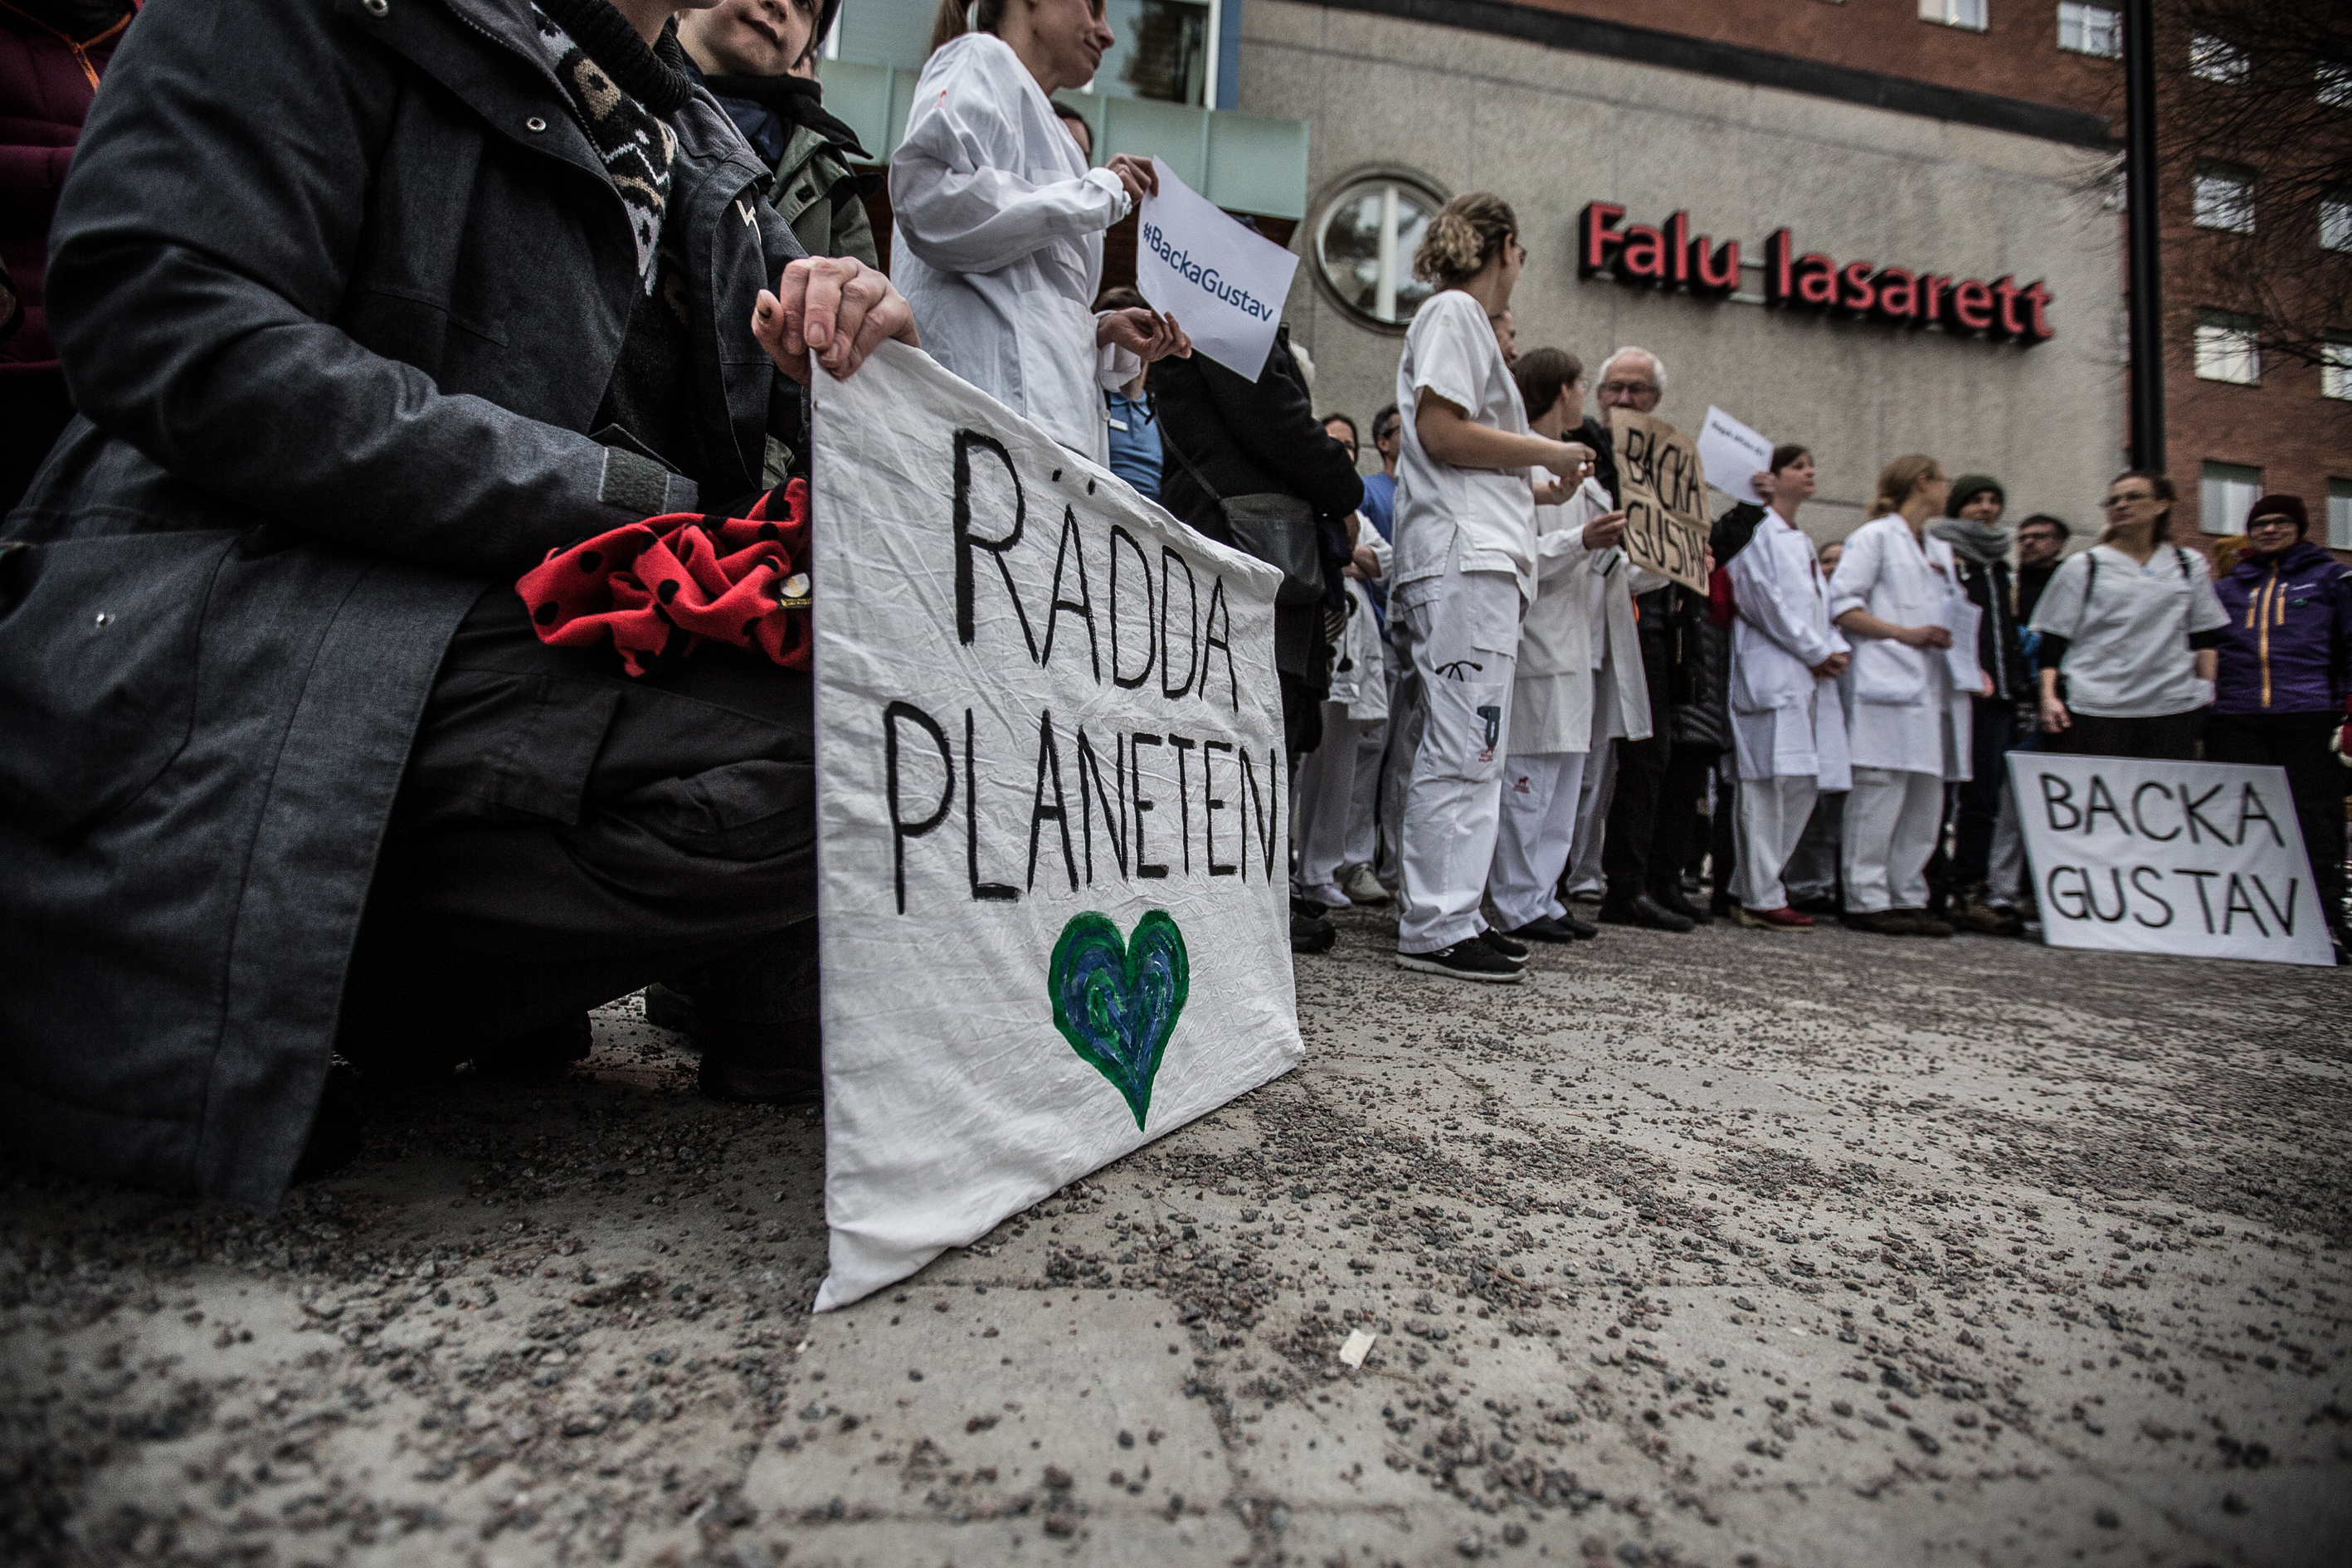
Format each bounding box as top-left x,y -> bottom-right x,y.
337,587 -> 818,1069
1653,742 -> 1720,896
2056,709 -> 2204,762
2206,710 -> 2348,933
1,371 -> 77,515
1948,695 -> 2018,887
1601,645 -> 1675,903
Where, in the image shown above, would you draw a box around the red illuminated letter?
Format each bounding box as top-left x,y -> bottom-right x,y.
1765,229 -> 1794,305
1838,260 -> 1877,313
1991,275 -> 2028,339
1950,279 -> 1994,332
2021,279 -> 2055,342
1794,254 -> 1838,307
1921,275 -> 1952,324
1666,212 -> 1691,285
1620,224 -> 1668,282
1579,203 -> 1626,279
1872,267 -> 1918,324
1692,236 -> 1741,293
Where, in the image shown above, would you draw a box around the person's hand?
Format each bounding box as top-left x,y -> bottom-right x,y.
1813,650 -> 1851,679
1751,469 -> 1776,503
1979,671 -> 1995,698
1703,546 -> 1717,577
2041,692 -> 2071,734
1581,509 -> 1627,551
1898,624 -> 1954,650
1351,544 -> 1382,580
752,256 -> 918,384
1533,476 -> 1570,506
1104,153 -> 1158,207
1546,439 -> 1594,480
1098,307 -> 1191,364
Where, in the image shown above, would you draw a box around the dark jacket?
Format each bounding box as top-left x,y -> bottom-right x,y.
2213,540 -> 2352,715
1149,325 -> 1361,687
0,0 -> 807,1212
689,63 -> 879,270
1575,414 -> 1619,505
1952,555 -> 2032,704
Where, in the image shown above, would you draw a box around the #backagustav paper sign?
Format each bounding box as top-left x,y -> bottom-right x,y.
1609,408 -> 1710,592
2009,751 -> 2334,967
1134,158 -> 1300,383
807,340 -> 1303,1310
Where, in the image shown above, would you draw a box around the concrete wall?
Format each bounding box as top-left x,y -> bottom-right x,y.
1242,1 -> 2128,548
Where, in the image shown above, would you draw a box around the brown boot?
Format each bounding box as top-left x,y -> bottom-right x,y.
1952,885 -> 2023,937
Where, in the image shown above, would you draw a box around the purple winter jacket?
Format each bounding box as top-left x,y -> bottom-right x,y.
2213,540 -> 2352,715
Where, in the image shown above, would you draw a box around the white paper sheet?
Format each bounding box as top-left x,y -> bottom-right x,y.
1134,158 -> 1301,382
807,340 -> 1304,1311
1697,406 -> 1775,504
1944,596 -> 1984,691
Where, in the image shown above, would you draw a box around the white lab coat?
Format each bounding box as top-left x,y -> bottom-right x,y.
1728,513 -> 1851,791
1509,478 -> 1656,754
889,32 -> 1141,461
1825,514 -> 1972,782
1328,533 -> 1391,721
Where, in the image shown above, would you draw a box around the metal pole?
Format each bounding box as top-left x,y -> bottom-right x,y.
2123,0 -> 2165,471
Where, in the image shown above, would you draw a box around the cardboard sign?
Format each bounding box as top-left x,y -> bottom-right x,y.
1609,408 -> 1711,592
1697,406 -> 1773,504
806,340 -> 1305,1310
2009,752 -> 2334,967
1135,158 -> 1300,382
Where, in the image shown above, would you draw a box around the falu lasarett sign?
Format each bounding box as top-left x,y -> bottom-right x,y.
1578,203 -> 2055,344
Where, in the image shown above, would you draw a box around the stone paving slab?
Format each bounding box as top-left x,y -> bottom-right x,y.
2,909 -> 2346,1567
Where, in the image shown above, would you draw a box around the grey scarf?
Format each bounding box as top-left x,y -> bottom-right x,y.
1931,516 -> 2012,568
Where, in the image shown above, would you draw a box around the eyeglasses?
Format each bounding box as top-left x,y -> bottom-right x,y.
1599,381 -> 1657,398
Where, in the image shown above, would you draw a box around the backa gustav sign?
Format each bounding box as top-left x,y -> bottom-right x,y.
2009,752 -> 2333,967
807,341 -> 1304,1310
1609,408 -> 1710,593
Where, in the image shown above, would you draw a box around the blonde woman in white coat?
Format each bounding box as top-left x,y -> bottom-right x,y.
1487,348 -> 1645,942
896,0 -> 1191,462
1726,446 -> 1850,930
1826,455 -> 1986,937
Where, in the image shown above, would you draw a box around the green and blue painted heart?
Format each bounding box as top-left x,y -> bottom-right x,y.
1049,909 -> 1190,1131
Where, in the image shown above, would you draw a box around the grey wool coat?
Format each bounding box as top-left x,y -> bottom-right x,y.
0,0 -> 809,1212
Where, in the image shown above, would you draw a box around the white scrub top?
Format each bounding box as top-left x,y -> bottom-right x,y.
1390,290 -> 1536,602
2027,543 -> 2228,718
889,32 -> 1138,461
1825,514 -> 1973,781
1728,513 -> 1851,788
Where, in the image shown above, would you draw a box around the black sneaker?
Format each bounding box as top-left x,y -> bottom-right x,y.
1652,885 -> 1712,925
1479,928 -> 1529,964
1291,908 -> 1337,954
1505,916 -> 1584,944
1396,939 -> 1525,983
1558,912 -> 1600,939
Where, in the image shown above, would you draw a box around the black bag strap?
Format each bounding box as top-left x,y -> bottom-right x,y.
1150,395 -> 1225,509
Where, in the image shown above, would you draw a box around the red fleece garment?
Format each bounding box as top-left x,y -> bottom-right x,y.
517,478 -> 812,676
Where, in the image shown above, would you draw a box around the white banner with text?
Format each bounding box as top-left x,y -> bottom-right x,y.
2009,751 -> 2333,967
807,340 -> 1305,1309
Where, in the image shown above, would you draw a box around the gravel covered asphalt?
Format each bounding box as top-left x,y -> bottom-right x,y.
2,905 -> 2348,1567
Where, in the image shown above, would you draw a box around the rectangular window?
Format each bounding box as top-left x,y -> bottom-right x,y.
1921,0 -> 1989,30
2324,193 -> 2352,252
2193,166 -> 2256,232
2330,480 -> 2352,551
2324,339 -> 2352,402
2191,32 -> 2249,84
2202,463 -> 2264,535
2320,61 -> 2352,110
2194,314 -> 2261,384
2057,2 -> 2121,56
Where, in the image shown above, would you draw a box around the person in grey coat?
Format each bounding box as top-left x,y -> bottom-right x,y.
0,0 -> 916,1213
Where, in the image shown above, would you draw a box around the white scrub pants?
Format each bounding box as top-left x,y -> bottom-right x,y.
1292,702 -> 1385,906
1732,774 -> 1818,913
1396,567 -> 1522,953
1842,767 -> 1944,913
1488,750 -> 1589,932
1566,724 -> 1618,898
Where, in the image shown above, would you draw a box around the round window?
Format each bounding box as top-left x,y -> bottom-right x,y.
1310,172 -> 1446,331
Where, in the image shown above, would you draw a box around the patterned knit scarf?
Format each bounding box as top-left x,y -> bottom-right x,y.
528,2 -> 682,292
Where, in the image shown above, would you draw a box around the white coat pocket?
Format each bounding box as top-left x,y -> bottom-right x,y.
1853,639 -> 1926,705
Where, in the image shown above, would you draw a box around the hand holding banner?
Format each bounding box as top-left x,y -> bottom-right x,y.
1609,408 -> 1711,592
1134,158 -> 1300,382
